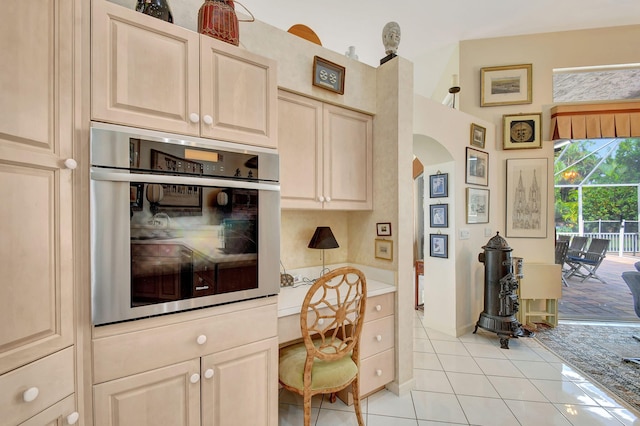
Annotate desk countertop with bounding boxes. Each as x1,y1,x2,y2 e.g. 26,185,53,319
277,278,395,318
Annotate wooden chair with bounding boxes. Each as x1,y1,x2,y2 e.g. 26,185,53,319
621,271,640,365
562,236,589,277
278,267,367,426
555,240,570,287
565,238,610,283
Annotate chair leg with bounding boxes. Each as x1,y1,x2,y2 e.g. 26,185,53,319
623,357,640,366
351,376,364,426
303,393,312,426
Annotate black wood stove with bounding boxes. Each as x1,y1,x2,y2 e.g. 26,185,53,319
474,232,533,348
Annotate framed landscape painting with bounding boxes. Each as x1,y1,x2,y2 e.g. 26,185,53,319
481,64,532,107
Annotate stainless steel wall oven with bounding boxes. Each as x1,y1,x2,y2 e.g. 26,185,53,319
90,123,280,325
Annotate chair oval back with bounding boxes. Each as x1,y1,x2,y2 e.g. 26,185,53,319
300,266,367,362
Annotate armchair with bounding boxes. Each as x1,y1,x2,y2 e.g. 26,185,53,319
564,238,610,283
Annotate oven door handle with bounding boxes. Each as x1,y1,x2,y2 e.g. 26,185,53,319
90,169,280,192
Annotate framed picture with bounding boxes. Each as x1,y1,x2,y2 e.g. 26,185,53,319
375,239,393,260
480,63,532,107
376,222,392,236
503,113,542,150
506,158,548,238
312,56,345,95
465,147,488,186
470,123,486,149
429,173,448,198
429,204,448,228
429,234,448,259
129,138,140,168
466,188,489,224
151,149,203,215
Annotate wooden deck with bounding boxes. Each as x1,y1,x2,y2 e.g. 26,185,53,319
559,254,640,322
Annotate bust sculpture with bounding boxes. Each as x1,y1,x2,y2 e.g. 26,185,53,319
382,21,401,55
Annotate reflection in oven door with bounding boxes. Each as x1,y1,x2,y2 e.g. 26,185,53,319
216,260,258,294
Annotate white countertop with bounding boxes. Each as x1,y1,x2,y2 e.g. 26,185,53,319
277,266,396,318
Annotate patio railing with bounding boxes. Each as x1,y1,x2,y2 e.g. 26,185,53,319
558,232,639,255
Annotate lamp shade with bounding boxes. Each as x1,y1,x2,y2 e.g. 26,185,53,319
308,227,339,250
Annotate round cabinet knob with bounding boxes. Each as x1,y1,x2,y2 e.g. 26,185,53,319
196,334,207,345
64,158,77,169
23,387,39,402
189,112,200,123
190,373,200,384
203,115,213,125
318,196,325,202
375,335,382,342
375,305,382,312
66,412,80,425
204,368,214,379
325,196,331,202
375,369,383,377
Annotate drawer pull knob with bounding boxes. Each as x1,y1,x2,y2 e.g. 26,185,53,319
190,373,200,384
64,158,77,169
204,368,214,379
66,412,80,425
375,369,383,377
318,196,325,202
195,285,210,291
325,196,331,202
203,115,214,125
196,334,207,345
23,387,39,402
375,335,382,342
189,112,200,123
375,305,382,312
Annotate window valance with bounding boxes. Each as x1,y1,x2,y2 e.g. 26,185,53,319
550,102,640,140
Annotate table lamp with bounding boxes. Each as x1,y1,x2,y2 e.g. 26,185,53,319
308,226,339,276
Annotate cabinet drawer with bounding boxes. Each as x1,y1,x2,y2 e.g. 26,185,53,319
19,394,76,426
0,347,75,426
360,316,394,359
93,302,277,383
366,293,394,322
360,349,394,397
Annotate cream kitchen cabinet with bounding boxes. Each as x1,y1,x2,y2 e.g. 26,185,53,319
91,0,277,148
278,90,373,210
0,0,79,423
92,298,279,426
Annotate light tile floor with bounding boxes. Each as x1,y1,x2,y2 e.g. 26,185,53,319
278,310,640,425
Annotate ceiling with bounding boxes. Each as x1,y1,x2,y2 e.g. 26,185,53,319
239,0,640,70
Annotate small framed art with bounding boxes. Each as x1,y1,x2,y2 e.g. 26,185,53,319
466,187,489,224
429,234,448,259
429,173,448,198
465,147,488,186
375,239,393,260
376,222,392,236
312,56,345,95
503,113,542,150
429,204,448,228
480,63,532,107
470,123,486,149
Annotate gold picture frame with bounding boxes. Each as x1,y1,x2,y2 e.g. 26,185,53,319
480,64,532,107
503,113,542,150
374,239,393,261
470,123,486,149
312,56,345,95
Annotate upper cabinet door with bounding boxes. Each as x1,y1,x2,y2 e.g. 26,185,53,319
200,36,278,148
0,0,74,375
278,91,323,208
91,0,200,136
323,104,373,210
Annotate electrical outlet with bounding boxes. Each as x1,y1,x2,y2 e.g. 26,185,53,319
293,274,302,283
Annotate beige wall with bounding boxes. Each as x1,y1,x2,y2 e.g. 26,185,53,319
458,24,640,263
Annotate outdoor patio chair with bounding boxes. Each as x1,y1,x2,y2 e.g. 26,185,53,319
557,235,571,242
555,240,570,287
620,271,640,365
562,236,588,277
565,238,610,283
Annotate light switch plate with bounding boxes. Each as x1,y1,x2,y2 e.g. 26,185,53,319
484,228,492,237
460,228,470,240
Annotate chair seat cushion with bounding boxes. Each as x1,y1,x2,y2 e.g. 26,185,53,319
279,340,358,392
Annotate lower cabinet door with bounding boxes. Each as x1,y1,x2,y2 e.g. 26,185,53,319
93,359,201,426
201,338,278,426
19,395,76,426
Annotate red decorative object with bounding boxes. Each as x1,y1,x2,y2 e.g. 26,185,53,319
198,0,254,46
